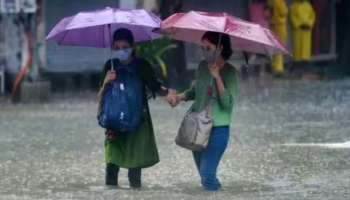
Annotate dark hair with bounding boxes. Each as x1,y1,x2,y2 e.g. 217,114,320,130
202,31,233,60
113,28,135,45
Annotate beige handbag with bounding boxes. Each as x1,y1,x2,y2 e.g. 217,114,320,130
175,80,214,151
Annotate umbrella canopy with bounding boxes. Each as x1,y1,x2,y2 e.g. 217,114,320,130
46,7,161,48
161,11,289,55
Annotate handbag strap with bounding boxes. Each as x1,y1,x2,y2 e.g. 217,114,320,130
208,77,217,101
202,77,216,113
187,78,214,114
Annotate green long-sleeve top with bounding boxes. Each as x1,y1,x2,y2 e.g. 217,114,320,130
184,61,239,127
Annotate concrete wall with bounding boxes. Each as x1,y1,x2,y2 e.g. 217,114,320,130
0,15,23,74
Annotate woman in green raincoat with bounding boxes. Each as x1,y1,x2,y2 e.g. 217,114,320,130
98,28,167,188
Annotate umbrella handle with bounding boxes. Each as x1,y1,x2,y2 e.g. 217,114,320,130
108,24,115,71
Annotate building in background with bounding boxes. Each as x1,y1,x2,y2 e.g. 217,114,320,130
0,0,347,94
44,0,119,74
0,0,38,93
311,0,337,60
335,0,350,76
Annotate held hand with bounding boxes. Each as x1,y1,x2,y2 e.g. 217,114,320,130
166,89,177,107
104,70,116,85
166,89,182,108
172,94,185,108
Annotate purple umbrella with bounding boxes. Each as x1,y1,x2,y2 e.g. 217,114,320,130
46,7,161,48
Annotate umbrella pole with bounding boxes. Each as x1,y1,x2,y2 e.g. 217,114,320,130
213,33,223,59
108,24,114,71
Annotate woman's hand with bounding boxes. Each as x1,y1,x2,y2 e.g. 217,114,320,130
209,61,226,96
98,70,117,101
103,70,117,85
209,64,221,79
209,57,225,79
166,89,178,107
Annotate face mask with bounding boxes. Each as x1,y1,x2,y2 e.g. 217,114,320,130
114,48,132,61
202,48,221,64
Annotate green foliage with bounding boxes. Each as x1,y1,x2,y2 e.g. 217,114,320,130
136,37,177,77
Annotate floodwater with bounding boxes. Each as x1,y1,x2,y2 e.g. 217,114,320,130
0,79,350,200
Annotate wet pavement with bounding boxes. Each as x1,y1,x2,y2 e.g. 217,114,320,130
0,79,350,200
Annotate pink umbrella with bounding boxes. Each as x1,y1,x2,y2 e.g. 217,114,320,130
161,11,289,55
46,7,161,48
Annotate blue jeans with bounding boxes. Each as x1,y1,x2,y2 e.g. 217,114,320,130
192,126,230,191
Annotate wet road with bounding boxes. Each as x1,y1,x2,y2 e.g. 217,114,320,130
1,79,350,200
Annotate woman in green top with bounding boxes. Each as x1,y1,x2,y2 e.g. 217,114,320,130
98,28,167,188
168,31,238,191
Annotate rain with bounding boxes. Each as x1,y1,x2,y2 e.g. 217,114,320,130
1,0,350,199
1,79,350,199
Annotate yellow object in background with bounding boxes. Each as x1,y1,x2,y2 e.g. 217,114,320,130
268,0,288,74
290,0,316,61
